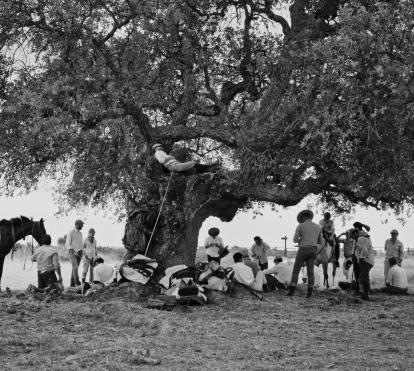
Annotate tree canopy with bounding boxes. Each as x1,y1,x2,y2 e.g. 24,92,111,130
0,0,413,219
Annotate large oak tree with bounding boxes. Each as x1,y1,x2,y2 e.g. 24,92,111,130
1,0,413,270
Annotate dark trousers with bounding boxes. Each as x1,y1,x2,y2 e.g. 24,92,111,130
207,255,220,263
338,281,357,291
359,260,373,297
290,246,317,287
38,270,57,289
70,253,82,287
259,261,268,270
335,243,340,261
266,274,287,290
352,256,360,293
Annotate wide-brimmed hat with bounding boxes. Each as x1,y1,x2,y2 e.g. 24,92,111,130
297,209,314,223
390,229,399,235
208,227,220,237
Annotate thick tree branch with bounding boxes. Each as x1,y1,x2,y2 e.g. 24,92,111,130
120,99,152,143
257,0,291,37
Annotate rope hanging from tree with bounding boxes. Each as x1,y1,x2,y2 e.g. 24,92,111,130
144,171,174,257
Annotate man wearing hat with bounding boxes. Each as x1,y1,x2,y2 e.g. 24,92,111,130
250,236,271,270
66,219,84,287
287,209,323,297
204,227,224,263
384,229,404,282
152,143,219,174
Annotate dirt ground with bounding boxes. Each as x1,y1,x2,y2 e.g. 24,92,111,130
1,285,413,371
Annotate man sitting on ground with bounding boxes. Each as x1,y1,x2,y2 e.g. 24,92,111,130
262,255,291,290
231,252,266,292
380,257,408,295
92,257,116,285
31,234,63,291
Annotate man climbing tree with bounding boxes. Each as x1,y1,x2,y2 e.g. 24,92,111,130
0,0,414,271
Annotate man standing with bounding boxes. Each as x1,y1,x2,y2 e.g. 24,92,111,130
82,228,97,284
288,209,323,298
31,234,62,289
204,227,224,263
66,219,84,287
250,236,270,270
384,229,404,281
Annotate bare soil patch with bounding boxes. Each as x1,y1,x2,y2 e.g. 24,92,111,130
1,286,413,371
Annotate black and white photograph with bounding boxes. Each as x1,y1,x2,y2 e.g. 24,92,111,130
0,1,413,369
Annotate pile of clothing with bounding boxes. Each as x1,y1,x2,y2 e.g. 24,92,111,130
119,254,158,284
155,262,232,306
159,265,207,305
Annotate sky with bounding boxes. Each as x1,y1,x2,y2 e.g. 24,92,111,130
1,184,414,251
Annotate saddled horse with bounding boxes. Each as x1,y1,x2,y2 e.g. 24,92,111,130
0,216,46,290
315,235,338,289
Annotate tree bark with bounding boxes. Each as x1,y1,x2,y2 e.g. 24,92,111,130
122,150,247,273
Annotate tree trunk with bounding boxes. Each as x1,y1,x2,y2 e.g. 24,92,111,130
122,161,247,273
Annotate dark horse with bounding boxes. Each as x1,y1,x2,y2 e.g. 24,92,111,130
0,216,46,290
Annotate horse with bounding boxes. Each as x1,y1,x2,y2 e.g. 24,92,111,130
0,216,46,290
315,235,339,289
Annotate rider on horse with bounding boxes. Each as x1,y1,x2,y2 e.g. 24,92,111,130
319,212,339,267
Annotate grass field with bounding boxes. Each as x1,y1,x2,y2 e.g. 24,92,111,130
1,257,414,370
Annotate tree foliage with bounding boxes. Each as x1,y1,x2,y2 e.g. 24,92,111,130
242,0,414,211
0,0,413,219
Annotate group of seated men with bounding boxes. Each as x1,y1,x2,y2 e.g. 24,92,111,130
340,256,409,295
222,251,293,293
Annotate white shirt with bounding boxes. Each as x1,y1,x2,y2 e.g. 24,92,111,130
231,262,254,286
83,238,97,259
250,242,270,264
93,263,115,284
204,236,224,258
263,263,291,285
154,149,176,165
220,253,235,269
31,245,60,273
66,228,83,252
386,265,408,289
